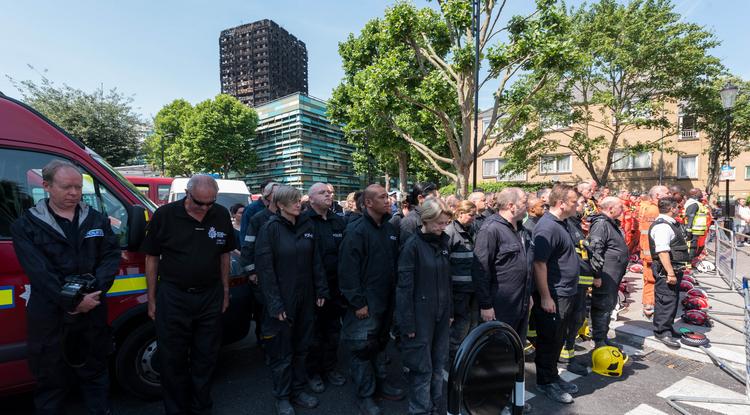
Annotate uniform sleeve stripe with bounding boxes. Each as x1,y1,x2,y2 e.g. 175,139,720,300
451,275,473,282
245,235,256,242
243,264,255,272
450,252,474,259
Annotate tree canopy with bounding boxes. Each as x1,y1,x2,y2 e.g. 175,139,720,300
144,94,258,178
501,0,723,186
7,69,146,167
330,0,577,196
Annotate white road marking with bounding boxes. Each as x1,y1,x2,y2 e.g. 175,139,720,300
624,403,669,415
558,367,582,383
656,376,747,414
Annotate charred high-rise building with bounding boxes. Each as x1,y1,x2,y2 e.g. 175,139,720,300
219,19,308,107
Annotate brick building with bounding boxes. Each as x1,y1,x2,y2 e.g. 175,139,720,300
471,102,750,202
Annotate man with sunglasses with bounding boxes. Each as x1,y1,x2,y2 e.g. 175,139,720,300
142,174,236,415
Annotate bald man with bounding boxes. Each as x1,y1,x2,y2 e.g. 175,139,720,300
587,197,628,349
142,174,235,414
338,184,404,414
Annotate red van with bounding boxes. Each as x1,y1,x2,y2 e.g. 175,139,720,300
126,176,173,206
0,93,251,399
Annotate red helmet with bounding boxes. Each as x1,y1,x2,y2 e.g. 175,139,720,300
682,275,697,285
679,280,694,292
682,310,711,327
686,288,708,299
629,263,643,273
681,296,709,311
680,331,709,347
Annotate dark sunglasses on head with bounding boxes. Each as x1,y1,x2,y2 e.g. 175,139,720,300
189,192,215,207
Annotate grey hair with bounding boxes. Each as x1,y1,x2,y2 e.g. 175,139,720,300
273,185,301,208
186,174,219,193
496,187,523,210
467,192,485,203
576,182,591,193
42,159,80,183
599,196,622,210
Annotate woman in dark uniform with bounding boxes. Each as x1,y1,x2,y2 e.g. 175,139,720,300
256,185,329,415
396,197,453,415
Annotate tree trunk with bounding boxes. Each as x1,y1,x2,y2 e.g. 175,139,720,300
456,163,470,198
384,172,391,192
398,151,408,194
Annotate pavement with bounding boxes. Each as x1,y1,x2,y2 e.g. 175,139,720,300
3,245,749,414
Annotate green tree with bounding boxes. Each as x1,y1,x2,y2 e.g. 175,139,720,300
329,0,575,196
7,70,146,166
502,0,723,186
682,76,750,194
182,94,258,178
143,99,194,176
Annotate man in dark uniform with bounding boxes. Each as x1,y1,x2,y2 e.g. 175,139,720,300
240,182,279,345
475,188,530,339
649,197,689,348
303,183,348,392
560,195,595,369
339,184,404,415
11,159,121,414
468,191,491,232
240,179,274,239
587,197,629,349
395,182,437,245
142,175,236,415
531,184,580,404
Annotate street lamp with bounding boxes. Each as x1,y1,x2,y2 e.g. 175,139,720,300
719,82,739,229
471,0,480,191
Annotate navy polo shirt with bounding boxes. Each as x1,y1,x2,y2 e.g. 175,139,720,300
532,211,579,297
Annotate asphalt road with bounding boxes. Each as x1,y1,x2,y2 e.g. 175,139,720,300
3,328,747,415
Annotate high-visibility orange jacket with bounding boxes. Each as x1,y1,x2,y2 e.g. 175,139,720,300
637,200,659,261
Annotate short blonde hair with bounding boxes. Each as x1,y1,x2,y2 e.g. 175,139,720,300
273,185,301,208
421,197,452,223
453,200,476,219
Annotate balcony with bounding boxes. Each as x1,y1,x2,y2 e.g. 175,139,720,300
680,129,698,140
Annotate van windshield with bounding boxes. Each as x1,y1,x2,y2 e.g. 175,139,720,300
90,152,157,211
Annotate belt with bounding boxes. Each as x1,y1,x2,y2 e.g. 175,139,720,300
163,280,218,293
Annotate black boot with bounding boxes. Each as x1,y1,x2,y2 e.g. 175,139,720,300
376,378,404,401
275,399,295,415
356,397,383,415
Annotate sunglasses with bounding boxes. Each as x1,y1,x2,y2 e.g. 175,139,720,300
188,192,216,207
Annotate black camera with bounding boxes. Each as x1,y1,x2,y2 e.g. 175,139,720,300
60,274,97,311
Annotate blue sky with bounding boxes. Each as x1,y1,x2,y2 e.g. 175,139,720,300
1,0,747,119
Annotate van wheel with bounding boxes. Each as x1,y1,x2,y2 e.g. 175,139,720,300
115,322,161,400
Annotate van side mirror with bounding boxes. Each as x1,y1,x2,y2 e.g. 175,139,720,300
127,205,147,251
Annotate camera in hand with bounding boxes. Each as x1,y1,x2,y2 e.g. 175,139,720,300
60,274,97,311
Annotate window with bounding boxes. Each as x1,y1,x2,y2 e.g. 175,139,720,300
679,115,698,140
677,155,699,179
744,166,750,180
0,148,129,246
539,154,572,174
157,184,171,203
612,150,651,170
482,159,527,182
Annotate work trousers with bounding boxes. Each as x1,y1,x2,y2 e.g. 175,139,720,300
449,291,477,361
642,259,655,308
532,293,577,385
653,272,683,335
306,295,345,377
156,281,223,415
344,311,390,399
400,308,451,415
263,287,315,399
591,278,620,343
564,284,589,350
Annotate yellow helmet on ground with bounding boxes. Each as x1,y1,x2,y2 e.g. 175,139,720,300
592,346,628,377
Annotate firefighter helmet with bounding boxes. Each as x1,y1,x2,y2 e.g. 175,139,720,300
696,261,715,273
592,346,628,377
681,310,711,327
679,280,694,292
681,296,709,311
686,288,708,299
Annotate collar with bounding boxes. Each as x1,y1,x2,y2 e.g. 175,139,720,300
362,208,391,227
656,214,676,224
543,211,565,224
